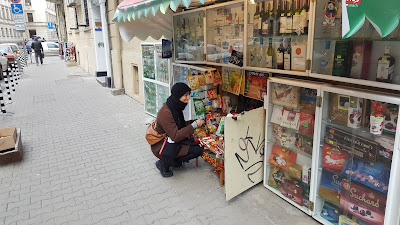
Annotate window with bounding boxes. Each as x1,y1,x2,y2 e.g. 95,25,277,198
47,43,58,48
1,28,3,37
75,8,79,28
27,13,33,22
29,29,36,38
82,0,89,26
25,0,31,5
2,7,5,20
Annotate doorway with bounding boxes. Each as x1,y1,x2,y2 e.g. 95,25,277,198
28,30,36,38
132,64,139,94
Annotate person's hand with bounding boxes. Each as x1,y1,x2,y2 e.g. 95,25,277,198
196,119,205,127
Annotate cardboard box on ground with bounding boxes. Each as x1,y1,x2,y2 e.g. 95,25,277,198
0,128,23,165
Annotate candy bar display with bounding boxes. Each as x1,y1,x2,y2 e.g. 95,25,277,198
206,3,244,64
141,44,171,116
265,78,319,214
315,86,399,225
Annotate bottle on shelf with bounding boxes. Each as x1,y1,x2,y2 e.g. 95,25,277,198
258,38,266,67
286,0,294,34
300,0,309,34
320,40,334,75
332,40,352,77
376,46,395,83
284,38,291,70
266,38,274,68
261,2,269,36
276,38,285,69
253,3,262,37
249,38,258,67
268,2,275,36
279,0,286,35
292,0,301,34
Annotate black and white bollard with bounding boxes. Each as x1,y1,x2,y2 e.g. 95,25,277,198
0,86,6,113
8,67,15,93
11,63,18,86
3,71,12,102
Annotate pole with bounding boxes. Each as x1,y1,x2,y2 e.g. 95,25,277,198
99,0,113,88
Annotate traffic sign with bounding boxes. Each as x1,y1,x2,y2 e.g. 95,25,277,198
48,22,53,30
10,0,21,3
11,4,23,14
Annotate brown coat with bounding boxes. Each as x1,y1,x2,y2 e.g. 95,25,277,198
150,104,194,159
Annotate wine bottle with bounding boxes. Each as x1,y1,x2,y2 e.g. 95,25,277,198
377,46,395,83
286,0,294,34
292,0,301,34
266,38,274,68
276,38,285,69
261,2,269,36
253,3,261,37
268,2,275,36
284,38,291,70
249,38,258,67
300,0,309,34
258,38,266,67
279,0,286,35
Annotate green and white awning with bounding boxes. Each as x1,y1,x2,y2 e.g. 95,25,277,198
113,0,205,22
343,0,400,38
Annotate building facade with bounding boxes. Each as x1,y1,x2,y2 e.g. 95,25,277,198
0,0,24,44
24,0,58,41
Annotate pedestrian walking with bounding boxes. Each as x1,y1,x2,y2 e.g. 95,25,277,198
150,83,205,177
31,37,44,66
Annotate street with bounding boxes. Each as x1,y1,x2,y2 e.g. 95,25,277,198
0,56,320,225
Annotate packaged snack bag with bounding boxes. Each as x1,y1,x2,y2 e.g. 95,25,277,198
269,145,297,171
213,70,222,85
323,144,348,172
198,73,206,86
205,71,214,85
299,111,315,136
207,88,218,100
204,101,213,112
194,99,206,115
188,74,200,90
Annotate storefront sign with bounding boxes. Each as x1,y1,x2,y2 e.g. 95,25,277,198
342,0,400,38
225,107,265,201
229,50,243,67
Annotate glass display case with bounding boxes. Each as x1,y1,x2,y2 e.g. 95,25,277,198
173,10,205,62
311,0,400,90
264,77,321,215
247,0,310,72
206,2,244,64
313,86,400,225
141,43,171,116
172,63,217,120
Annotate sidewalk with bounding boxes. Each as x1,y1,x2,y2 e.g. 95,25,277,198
0,57,320,225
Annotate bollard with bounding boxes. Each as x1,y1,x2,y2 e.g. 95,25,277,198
3,71,12,102
11,63,18,86
8,67,15,93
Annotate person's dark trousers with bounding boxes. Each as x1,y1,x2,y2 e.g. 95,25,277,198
34,51,43,65
176,145,203,163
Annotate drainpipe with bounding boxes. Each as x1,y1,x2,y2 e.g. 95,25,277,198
99,0,113,87
111,0,123,89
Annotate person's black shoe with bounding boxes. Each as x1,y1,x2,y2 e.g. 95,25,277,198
156,160,173,177
172,160,182,168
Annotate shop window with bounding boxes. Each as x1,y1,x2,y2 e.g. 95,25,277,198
132,64,139,94
27,13,33,22
25,0,31,6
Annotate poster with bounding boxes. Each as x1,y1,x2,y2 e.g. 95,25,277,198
222,67,244,95
225,107,266,200
244,71,268,101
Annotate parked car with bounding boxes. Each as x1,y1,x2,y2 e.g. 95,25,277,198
0,53,9,80
42,42,59,56
0,45,17,63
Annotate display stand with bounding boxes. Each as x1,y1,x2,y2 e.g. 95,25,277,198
141,43,172,116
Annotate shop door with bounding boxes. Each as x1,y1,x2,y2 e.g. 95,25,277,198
225,107,266,201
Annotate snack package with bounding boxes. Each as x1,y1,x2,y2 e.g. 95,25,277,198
280,179,303,206
294,133,313,155
300,88,317,113
204,100,213,113
198,73,206,86
188,74,200,90
212,95,222,109
321,201,343,225
319,169,342,205
288,164,302,181
205,71,214,85
271,105,284,124
340,157,390,194
213,70,222,85
374,136,394,163
272,124,296,148
299,111,315,136
281,110,301,130
194,99,206,115
323,144,348,172
268,166,290,190
370,101,388,135
347,97,363,129
271,83,300,108
216,117,224,135
269,145,297,171
207,88,218,100
190,89,206,99
329,94,350,127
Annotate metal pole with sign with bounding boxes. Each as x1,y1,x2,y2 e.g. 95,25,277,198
11,3,25,31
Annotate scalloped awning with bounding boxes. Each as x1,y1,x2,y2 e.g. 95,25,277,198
113,0,205,22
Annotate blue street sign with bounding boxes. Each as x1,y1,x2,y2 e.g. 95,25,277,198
48,22,53,30
11,4,23,14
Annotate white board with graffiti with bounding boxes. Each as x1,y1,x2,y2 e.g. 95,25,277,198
225,107,266,201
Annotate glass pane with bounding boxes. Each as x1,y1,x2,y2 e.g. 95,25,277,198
206,3,244,64
173,11,204,61
247,0,309,70
266,82,317,211
157,84,169,111
142,45,155,79
155,45,169,83
316,91,396,225
312,0,400,85
173,65,189,85
144,81,157,115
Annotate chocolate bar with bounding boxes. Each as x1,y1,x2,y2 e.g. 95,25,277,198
319,169,342,205
340,179,387,225
281,179,303,206
325,125,379,162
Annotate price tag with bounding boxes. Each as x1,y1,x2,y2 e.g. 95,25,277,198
329,140,334,145
355,52,361,56
337,55,342,59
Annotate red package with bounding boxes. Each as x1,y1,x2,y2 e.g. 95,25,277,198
281,179,303,206
323,145,348,172
207,88,218,100
299,111,315,136
269,145,297,171
213,71,222,84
